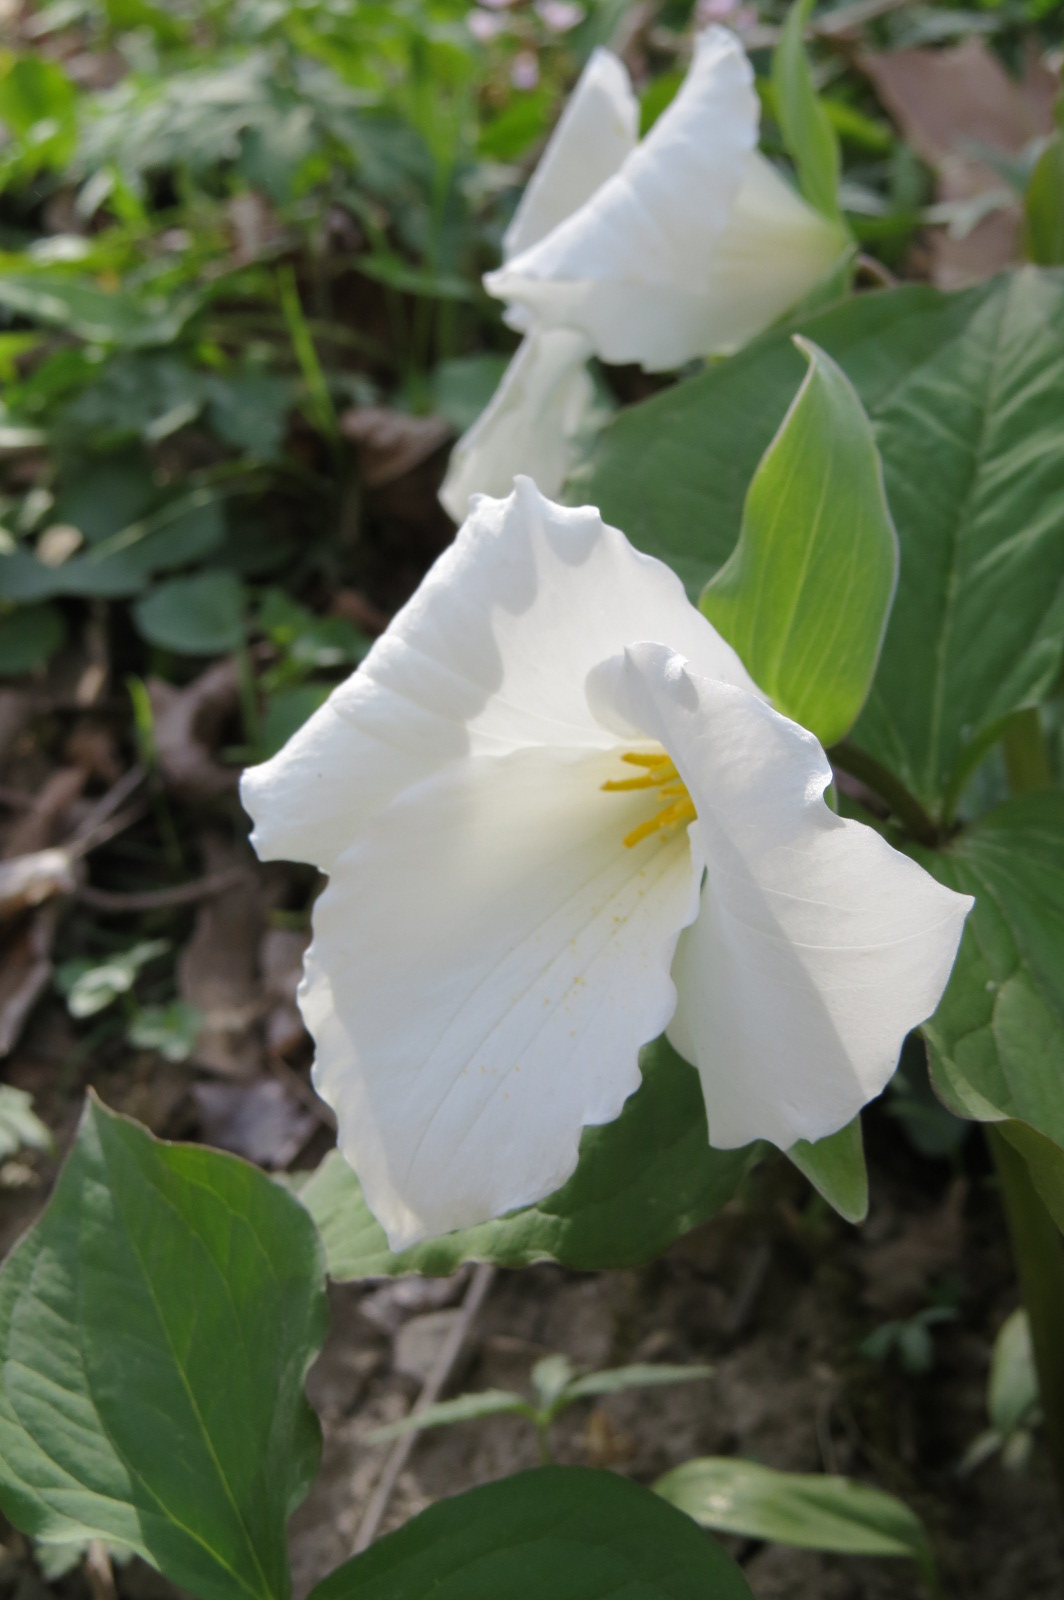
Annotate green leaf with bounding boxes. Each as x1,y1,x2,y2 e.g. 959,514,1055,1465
0,273,199,348
772,0,842,221
988,1308,1039,1436
572,270,1064,814
787,1116,868,1224
56,938,169,1019
127,1000,202,1063
0,603,65,675
0,54,76,137
300,1037,760,1278
311,1467,754,1600
999,1120,1064,1233
0,1096,328,1600
655,1458,933,1570
366,1389,528,1444
918,793,1064,1158
133,570,247,654
1026,133,1064,266
564,1363,713,1402
701,338,896,747
0,1086,52,1161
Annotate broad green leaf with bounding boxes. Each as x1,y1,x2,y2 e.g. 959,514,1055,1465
311,1467,754,1600
999,1120,1064,1233
787,1116,868,1224
918,793,1064,1158
300,1038,760,1278
366,1389,528,1444
0,1086,52,1161
133,570,247,654
1026,133,1064,266
655,1458,933,1571
0,1097,328,1600
0,603,65,675
0,273,199,348
701,339,896,747
572,271,1064,814
772,0,841,221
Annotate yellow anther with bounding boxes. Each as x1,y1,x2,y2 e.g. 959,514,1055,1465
603,748,696,849
621,751,674,768
601,773,665,791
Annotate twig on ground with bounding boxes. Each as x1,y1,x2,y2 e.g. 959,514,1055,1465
82,1542,116,1600
353,1262,496,1554
76,866,247,914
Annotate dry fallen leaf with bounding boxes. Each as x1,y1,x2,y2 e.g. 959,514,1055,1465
0,902,62,1058
260,926,310,1057
193,1076,317,1168
177,837,264,1078
147,658,242,801
341,407,452,488
862,40,1058,285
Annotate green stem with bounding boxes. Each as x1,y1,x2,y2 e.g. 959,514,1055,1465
830,740,939,847
987,1125,1064,1506
1002,706,1052,795
535,1417,554,1467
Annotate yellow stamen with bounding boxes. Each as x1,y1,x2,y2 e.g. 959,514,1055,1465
602,747,697,849
602,773,666,791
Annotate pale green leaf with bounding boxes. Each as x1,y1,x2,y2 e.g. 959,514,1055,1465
701,338,896,747
787,1116,868,1224
988,1309,1039,1436
564,1363,713,1402
655,1457,933,1569
0,1087,52,1161
772,0,841,221
366,1390,528,1445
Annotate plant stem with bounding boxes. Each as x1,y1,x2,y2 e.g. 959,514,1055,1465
987,1125,1064,1506
829,740,939,846
535,1417,554,1467
1002,706,1052,795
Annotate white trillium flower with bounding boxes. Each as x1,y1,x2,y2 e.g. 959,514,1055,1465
242,481,971,1251
439,27,850,521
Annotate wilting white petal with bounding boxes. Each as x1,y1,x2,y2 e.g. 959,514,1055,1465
439,329,597,523
242,481,754,871
695,154,851,353
590,642,973,1150
503,47,638,263
302,745,700,1247
486,27,759,370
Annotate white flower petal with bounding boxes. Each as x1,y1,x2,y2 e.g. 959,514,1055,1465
591,642,973,1150
503,48,638,263
242,481,754,870
302,745,700,1247
485,27,760,370
683,154,851,355
438,329,597,523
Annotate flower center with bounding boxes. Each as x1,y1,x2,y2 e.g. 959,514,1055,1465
601,749,697,848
